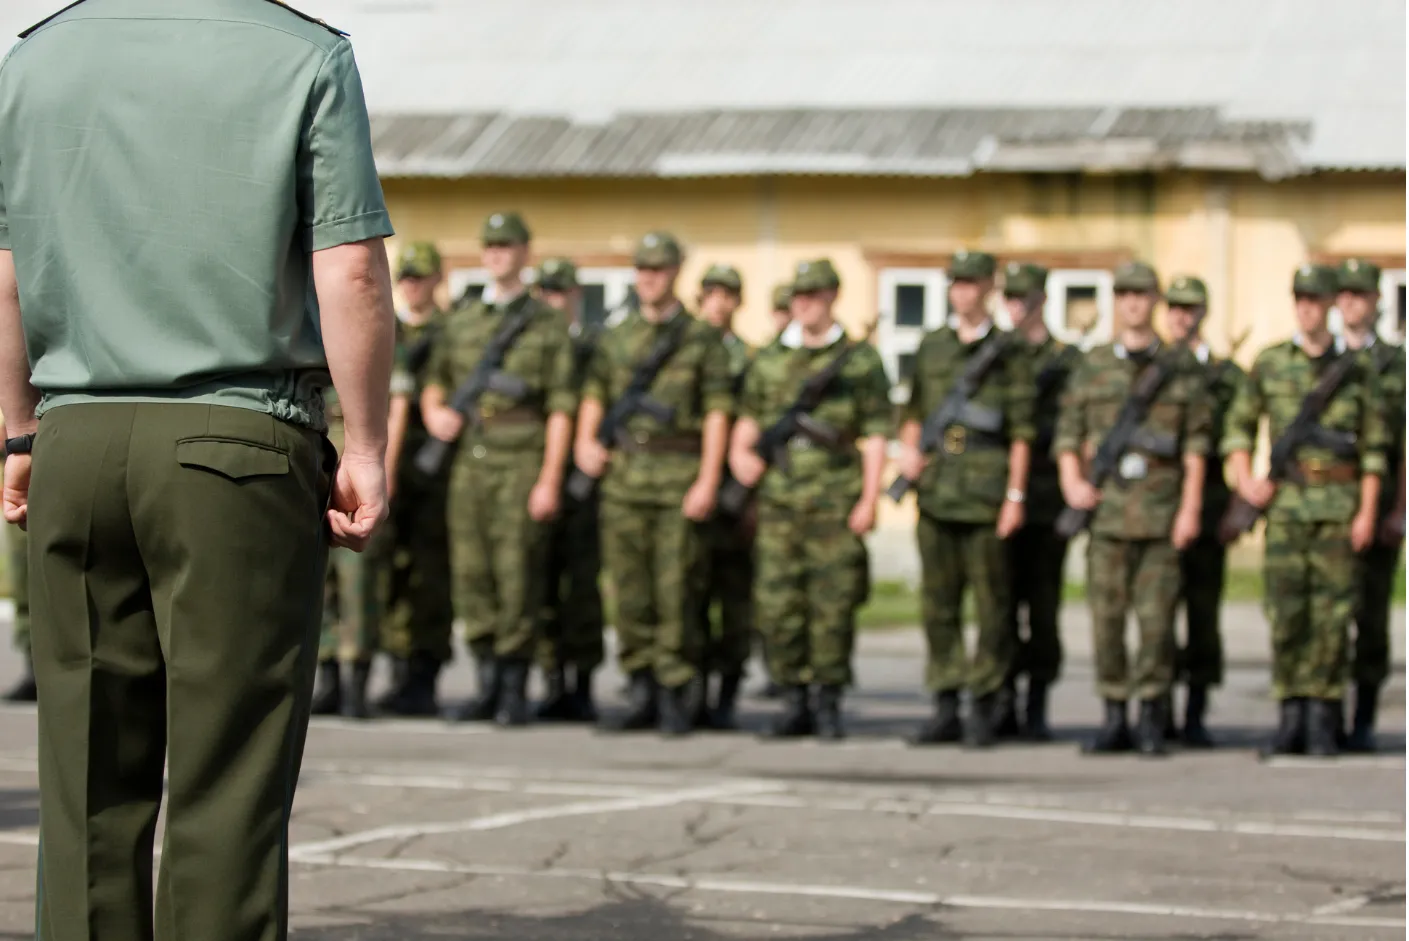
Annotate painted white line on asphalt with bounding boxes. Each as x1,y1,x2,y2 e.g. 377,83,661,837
321,772,653,798
288,779,785,860
0,832,38,847
0,757,37,772
1312,895,1371,916
296,854,1407,930
1263,756,1405,770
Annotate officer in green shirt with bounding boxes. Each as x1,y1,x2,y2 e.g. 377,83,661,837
1,523,32,702
899,251,1035,748
1223,264,1387,757
0,3,395,938
1333,258,1403,752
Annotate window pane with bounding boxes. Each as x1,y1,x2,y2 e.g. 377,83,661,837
580,284,608,327
1397,284,1406,334
1062,284,1100,334
895,284,926,327
898,352,917,385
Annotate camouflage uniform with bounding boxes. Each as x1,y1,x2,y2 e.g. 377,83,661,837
1054,263,1212,729
1223,264,1388,754
1,523,33,702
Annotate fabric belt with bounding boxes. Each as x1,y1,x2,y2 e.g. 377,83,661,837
1296,460,1359,485
478,405,543,426
618,430,702,454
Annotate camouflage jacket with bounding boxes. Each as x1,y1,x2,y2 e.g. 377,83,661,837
722,332,753,392
1054,341,1212,540
391,308,447,447
1023,335,1081,525
583,306,733,505
425,292,577,457
1193,346,1246,530
1364,337,1406,515
739,327,891,515
1222,338,1387,523
905,324,1036,523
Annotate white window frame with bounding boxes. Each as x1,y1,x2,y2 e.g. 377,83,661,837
1380,268,1407,342
1045,269,1114,347
876,268,949,403
447,266,492,306
576,266,637,324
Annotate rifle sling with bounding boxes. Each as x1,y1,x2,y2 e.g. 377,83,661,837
452,305,538,412
1087,352,1180,485
1266,351,1359,482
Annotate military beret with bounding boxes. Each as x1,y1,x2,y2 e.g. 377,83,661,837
395,241,442,280
536,256,578,291
1113,260,1161,294
949,249,996,280
482,211,531,245
1337,257,1381,293
792,258,841,294
700,263,743,293
1001,261,1048,296
633,231,684,268
1292,263,1339,298
771,281,794,310
1165,275,1209,307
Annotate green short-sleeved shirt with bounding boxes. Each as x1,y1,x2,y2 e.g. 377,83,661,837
0,0,394,430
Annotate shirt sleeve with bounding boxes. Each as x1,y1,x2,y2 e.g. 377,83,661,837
858,346,894,439
1179,363,1213,456
581,336,610,406
1358,354,1389,478
699,329,734,418
424,320,453,393
1052,356,1089,457
297,41,394,251
1220,353,1265,456
903,333,931,424
1003,343,1036,443
738,353,765,422
543,317,579,417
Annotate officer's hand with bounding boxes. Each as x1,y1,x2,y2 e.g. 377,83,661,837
730,450,766,487
2,453,29,529
528,479,560,523
848,498,877,536
1061,478,1101,512
1379,512,1405,548
682,478,716,522
1171,506,1200,551
575,439,610,478
1239,477,1277,510
996,499,1024,539
1350,507,1377,553
897,444,927,482
328,456,389,551
424,406,464,443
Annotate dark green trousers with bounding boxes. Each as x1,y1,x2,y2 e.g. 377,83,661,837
318,539,388,663
697,513,754,677
7,523,27,654
536,485,605,673
1178,534,1226,687
1354,541,1401,689
918,515,1014,697
1264,519,1354,700
1005,522,1067,685
29,403,330,941
1087,535,1179,702
379,450,454,662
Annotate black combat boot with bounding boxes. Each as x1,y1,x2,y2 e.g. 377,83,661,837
2,656,36,704
1181,684,1214,748
1344,683,1379,754
374,656,409,711
567,665,598,723
1023,678,1052,742
1160,691,1179,740
446,659,502,722
1305,699,1340,757
992,678,1021,739
908,691,962,745
764,685,815,738
1082,700,1132,754
310,660,341,716
658,682,695,737
602,671,658,731
964,693,998,749
494,660,531,727
815,686,845,741
1259,698,1306,758
535,666,573,721
710,673,743,731
690,674,714,728
340,659,371,720
387,652,441,717
1134,698,1169,757
759,679,783,699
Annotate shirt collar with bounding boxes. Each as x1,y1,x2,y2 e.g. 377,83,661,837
1293,332,1347,355
780,320,844,350
947,315,993,342
1192,342,1210,364
1113,336,1162,360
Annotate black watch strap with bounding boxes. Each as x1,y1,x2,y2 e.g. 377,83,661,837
4,435,34,456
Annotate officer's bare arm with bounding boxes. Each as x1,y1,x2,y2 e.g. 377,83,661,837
314,239,395,463
0,252,37,438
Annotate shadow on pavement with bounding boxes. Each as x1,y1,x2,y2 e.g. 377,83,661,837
0,788,38,831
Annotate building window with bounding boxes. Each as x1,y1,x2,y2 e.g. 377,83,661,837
1382,268,1407,342
1045,269,1114,346
577,267,636,327
876,268,949,402
447,267,490,308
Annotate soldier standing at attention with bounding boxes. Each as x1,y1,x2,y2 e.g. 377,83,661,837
0,1,395,936
534,258,606,722
731,259,891,740
1054,262,1210,756
1335,258,1405,752
424,213,576,727
576,232,733,736
1,523,32,702
695,263,754,728
997,262,1079,740
899,251,1035,748
1224,264,1386,757
1162,275,1242,747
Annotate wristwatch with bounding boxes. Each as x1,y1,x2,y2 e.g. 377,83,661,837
4,435,34,456
1005,488,1026,504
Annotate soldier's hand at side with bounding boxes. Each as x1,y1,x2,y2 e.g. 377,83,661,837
897,444,927,482
1239,477,1276,510
424,406,463,443
682,478,716,522
1350,507,1377,553
1379,512,1405,548
528,479,560,523
575,439,610,479
1061,478,1101,512
1171,506,1200,551
848,499,877,536
328,456,389,551
2,453,30,529
996,498,1024,540
730,450,766,488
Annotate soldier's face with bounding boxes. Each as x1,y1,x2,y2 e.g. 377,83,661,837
698,287,741,329
634,266,678,306
1336,290,1379,331
1165,304,1205,343
398,274,441,310
1003,292,1044,327
1115,290,1157,330
771,307,792,336
1294,294,1333,335
483,242,528,280
948,278,990,317
791,289,835,330
539,288,579,314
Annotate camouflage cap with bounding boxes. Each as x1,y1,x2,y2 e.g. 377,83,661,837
1113,260,1161,293
1001,261,1048,296
948,249,996,280
792,258,841,294
536,256,578,291
1337,257,1382,293
633,231,683,268
1165,274,1209,307
1292,263,1339,297
700,263,743,294
481,211,531,245
771,281,794,311
395,241,442,280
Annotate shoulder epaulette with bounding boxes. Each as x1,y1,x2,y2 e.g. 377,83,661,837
259,0,348,37
19,0,91,38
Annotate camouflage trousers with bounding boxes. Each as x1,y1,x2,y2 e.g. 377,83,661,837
448,450,550,662
755,502,869,688
1087,536,1180,702
1177,534,1226,687
1264,519,1355,700
6,524,27,655
1005,522,1067,685
536,486,605,673
381,455,455,662
697,513,754,677
599,499,705,690
917,515,1013,697
318,537,388,663
1353,541,1401,690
